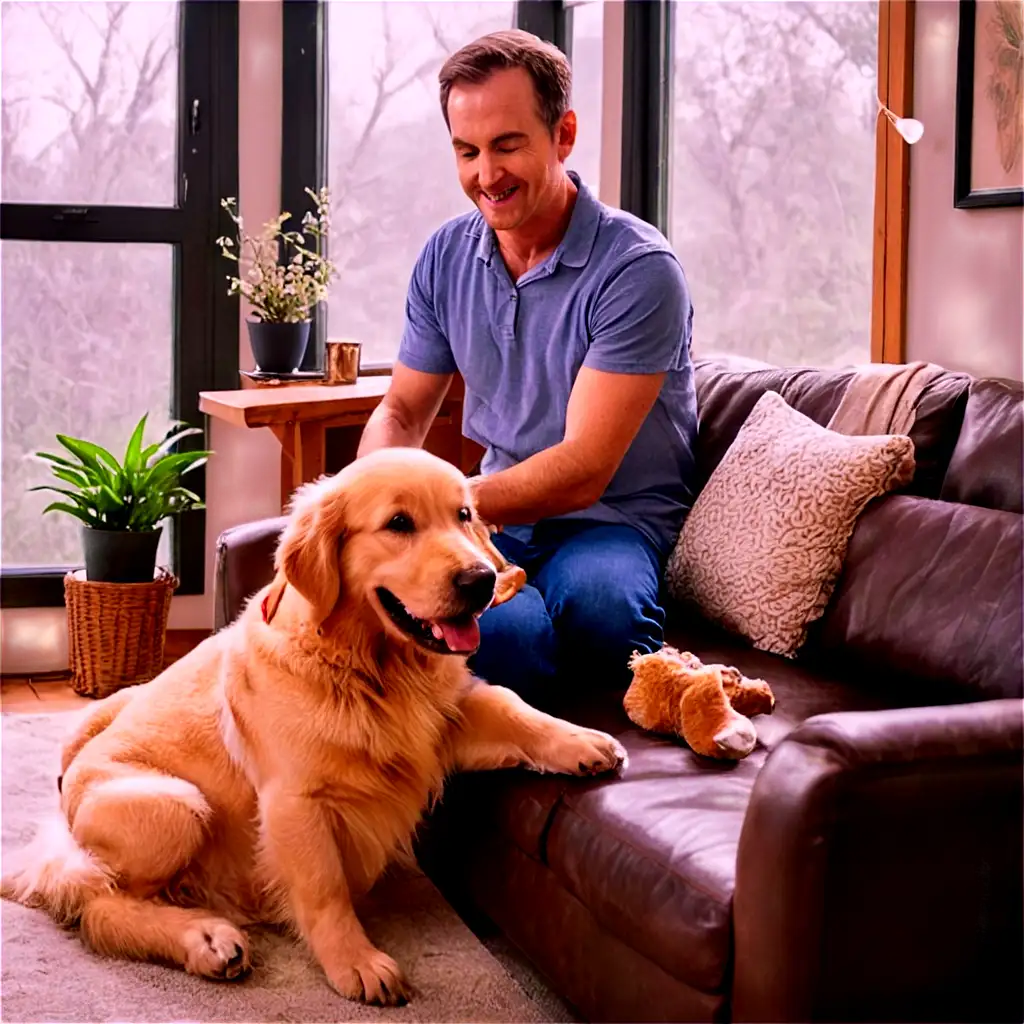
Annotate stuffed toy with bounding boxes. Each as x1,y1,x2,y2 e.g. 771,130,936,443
624,646,775,760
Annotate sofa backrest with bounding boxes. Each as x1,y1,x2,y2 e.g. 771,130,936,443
692,355,971,498
939,377,1023,514
691,355,1023,703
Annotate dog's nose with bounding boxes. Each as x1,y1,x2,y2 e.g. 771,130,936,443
453,564,497,611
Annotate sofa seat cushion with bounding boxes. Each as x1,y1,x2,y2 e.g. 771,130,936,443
537,623,914,996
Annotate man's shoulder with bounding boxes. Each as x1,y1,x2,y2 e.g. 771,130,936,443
592,201,679,267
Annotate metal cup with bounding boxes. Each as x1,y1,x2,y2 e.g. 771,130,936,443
325,339,361,385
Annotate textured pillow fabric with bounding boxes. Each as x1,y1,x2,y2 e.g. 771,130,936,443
666,389,915,658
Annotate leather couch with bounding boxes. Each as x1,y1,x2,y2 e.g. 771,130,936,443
213,356,1023,1023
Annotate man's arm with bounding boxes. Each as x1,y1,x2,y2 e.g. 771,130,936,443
357,362,453,457
470,367,666,525
471,250,692,527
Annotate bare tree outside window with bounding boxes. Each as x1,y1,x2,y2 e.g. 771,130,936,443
668,1,879,368
325,1,516,366
1,2,178,569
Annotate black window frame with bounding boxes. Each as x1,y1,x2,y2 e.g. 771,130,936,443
0,0,239,609
281,0,329,372
620,0,673,234
517,0,673,234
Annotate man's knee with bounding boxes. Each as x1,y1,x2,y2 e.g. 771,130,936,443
469,585,558,703
551,584,665,678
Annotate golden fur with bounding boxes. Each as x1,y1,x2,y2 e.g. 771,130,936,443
2,448,626,1005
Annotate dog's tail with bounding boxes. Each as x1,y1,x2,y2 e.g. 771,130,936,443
1,815,113,926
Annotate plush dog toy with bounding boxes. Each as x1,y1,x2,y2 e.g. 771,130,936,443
624,646,775,760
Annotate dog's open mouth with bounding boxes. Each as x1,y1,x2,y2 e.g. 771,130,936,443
375,588,482,655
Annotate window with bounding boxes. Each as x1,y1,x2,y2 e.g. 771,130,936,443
667,1,879,367
566,0,603,195
0,0,238,605
323,1,517,368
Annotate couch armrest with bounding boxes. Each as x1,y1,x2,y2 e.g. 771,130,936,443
213,516,288,631
732,699,1023,1024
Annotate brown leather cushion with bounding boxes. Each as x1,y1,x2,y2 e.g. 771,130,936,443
536,626,924,996
435,770,571,861
693,356,970,500
940,377,1023,514
213,516,287,630
813,495,1024,701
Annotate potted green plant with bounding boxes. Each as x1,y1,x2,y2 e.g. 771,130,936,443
31,413,212,584
217,187,337,375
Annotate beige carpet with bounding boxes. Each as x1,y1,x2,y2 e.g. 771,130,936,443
1,711,556,1023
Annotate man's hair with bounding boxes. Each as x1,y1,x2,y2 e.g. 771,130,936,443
438,29,572,135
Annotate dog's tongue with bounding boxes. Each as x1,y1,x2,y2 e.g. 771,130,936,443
438,617,480,652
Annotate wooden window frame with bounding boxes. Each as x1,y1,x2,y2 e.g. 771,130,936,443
871,0,915,364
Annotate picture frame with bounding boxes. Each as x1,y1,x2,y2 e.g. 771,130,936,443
954,0,1024,209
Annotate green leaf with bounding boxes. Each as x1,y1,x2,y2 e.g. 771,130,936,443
56,435,121,481
30,484,89,502
35,450,88,470
123,413,148,475
50,466,92,489
41,502,98,526
100,483,125,508
31,457,94,490
142,451,210,491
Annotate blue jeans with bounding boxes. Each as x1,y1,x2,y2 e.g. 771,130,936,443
467,521,667,709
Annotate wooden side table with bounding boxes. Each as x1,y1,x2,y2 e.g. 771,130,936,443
199,376,479,509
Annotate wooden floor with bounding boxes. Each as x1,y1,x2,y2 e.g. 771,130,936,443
1,630,210,713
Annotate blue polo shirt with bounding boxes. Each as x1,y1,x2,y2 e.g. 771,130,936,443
397,171,698,558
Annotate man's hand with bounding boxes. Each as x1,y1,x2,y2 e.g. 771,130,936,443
468,366,666,527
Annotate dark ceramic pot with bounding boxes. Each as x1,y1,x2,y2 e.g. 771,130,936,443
82,526,161,583
247,319,311,374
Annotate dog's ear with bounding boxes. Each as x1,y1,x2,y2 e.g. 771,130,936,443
275,481,347,630
469,518,526,607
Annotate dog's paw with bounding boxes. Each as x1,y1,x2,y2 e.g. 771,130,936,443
327,947,410,1006
713,717,757,759
540,726,628,777
183,919,250,981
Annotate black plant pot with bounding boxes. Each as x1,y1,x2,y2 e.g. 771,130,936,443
82,526,161,583
247,319,311,374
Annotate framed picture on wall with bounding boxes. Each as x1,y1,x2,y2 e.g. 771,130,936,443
954,0,1024,209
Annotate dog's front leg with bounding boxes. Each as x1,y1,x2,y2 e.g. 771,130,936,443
451,681,627,776
259,782,408,1005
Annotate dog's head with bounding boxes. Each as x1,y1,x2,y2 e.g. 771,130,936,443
269,448,526,656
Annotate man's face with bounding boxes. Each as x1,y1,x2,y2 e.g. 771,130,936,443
446,66,576,233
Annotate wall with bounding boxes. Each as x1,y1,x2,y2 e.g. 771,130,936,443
905,0,1023,381
0,0,284,672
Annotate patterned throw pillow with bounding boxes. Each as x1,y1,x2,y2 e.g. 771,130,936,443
665,390,915,658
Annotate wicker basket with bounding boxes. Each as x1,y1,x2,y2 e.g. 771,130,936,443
64,567,179,698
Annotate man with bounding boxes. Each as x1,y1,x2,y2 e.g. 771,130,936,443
358,29,698,708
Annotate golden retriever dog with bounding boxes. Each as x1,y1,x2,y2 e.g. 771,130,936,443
2,447,626,1005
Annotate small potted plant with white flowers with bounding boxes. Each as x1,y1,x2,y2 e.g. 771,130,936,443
216,187,337,375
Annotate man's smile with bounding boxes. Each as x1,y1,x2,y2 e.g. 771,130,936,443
481,184,519,206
